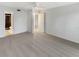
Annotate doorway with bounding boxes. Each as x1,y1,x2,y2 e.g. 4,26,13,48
5,13,13,36
33,10,45,33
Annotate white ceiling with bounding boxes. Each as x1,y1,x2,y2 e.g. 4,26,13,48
0,2,78,10
36,2,78,9
0,2,36,10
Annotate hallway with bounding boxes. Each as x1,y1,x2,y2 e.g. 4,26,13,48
0,32,79,57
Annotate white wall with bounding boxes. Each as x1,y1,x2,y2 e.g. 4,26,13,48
0,7,29,37
45,3,79,43
27,10,33,32
0,9,5,37
13,10,28,34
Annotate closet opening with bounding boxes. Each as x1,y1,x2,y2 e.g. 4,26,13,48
5,13,13,36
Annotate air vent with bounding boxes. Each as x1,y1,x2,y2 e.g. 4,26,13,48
17,9,21,11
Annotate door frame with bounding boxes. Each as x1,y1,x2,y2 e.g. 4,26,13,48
4,12,14,36
32,10,45,33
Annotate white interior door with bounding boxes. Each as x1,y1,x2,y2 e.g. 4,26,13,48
38,13,44,32
32,7,45,33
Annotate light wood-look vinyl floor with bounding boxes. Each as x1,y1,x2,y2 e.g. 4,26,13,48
0,32,79,57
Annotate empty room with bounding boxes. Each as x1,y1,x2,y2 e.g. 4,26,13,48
0,2,79,57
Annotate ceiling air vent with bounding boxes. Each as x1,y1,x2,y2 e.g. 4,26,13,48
17,9,21,11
